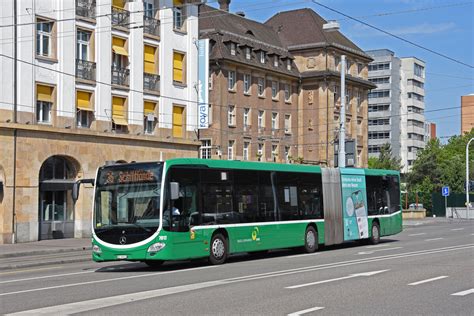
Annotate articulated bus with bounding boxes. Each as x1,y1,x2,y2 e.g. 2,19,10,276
87,158,402,266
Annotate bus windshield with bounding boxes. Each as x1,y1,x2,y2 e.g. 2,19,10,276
93,163,163,245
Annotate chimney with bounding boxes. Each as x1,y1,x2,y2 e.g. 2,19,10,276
218,0,230,12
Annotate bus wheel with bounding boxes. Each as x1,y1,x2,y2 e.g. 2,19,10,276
144,260,164,268
209,233,228,265
369,222,380,245
304,226,318,253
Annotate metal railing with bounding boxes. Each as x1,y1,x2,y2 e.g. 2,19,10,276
76,59,96,81
143,16,160,37
143,73,160,92
111,66,130,86
76,0,96,19
111,6,129,27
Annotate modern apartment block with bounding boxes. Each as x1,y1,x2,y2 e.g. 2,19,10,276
366,50,426,173
461,94,474,134
199,1,375,166
0,0,200,243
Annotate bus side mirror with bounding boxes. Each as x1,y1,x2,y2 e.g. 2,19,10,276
170,182,180,200
72,182,80,202
72,178,95,203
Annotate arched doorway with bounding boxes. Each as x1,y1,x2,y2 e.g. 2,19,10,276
38,156,79,240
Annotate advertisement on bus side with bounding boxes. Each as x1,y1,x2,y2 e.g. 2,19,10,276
341,170,369,241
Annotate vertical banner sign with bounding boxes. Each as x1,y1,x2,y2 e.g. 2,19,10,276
341,169,369,241
197,39,209,129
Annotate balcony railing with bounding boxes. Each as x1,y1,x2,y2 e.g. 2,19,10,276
112,66,130,86
143,16,160,37
76,0,96,19
76,59,96,81
143,73,160,92
111,6,130,27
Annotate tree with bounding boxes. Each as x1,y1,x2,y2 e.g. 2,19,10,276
368,144,402,171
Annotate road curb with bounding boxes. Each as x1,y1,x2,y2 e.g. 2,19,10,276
0,247,91,259
0,256,92,271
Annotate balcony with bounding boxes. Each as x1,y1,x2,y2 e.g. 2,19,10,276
76,0,96,19
112,66,130,86
143,73,160,93
143,16,160,37
111,6,130,28
76,59,96,81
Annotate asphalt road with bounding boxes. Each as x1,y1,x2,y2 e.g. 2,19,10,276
1,220,473,315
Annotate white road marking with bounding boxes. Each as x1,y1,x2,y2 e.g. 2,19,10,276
288,306,325,315
0,265,217,297
6,280,224,315
286,270,389,289
425,238,444,241
451,288,474,296
4,244,473,314
357,247,403,255
408,276,448,286
451,228,464,231
366,243,391,248
408,233,427,236
0,270,94,285
286,253,320,259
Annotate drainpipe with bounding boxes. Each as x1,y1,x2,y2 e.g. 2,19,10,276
12,0,18,243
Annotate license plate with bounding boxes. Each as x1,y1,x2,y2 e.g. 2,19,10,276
117,255,128,260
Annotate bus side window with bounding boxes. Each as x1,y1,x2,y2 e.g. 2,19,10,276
168,167,199,232
298,173,324,220
276,172,300,221
233,170,259,223
258,171,276,222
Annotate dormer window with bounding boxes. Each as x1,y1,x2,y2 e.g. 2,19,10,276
274,56,278,67
260,51,265,64
230,42,236,56
246,47,251,60
286,59,291,71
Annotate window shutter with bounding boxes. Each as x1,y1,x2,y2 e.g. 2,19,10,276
76,91,93,111
173,52,184,83
172,106,184,137
37,85,53,102
112,96,127,125
144,45,157,74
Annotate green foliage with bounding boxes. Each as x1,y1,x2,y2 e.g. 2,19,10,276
368,144,402,171
406,129,474,210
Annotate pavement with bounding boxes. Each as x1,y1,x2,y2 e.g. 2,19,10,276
0,217,469,271
0,237,91,271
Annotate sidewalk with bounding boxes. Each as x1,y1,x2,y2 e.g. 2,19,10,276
0,238,92,271
403,216,471,227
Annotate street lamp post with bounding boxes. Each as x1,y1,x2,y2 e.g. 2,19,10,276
466,137,474,219
338,55,346,168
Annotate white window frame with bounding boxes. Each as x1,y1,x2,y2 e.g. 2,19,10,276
260,51,265,64
228,70,236,90
243,108,250,128
76,29,90,61
144,1,154,18
228,105,236,126
36,20,52,57
284,146,290,163
228,140,235,160
243,74,251,94
271,81,278,99
284,114,291,134
230,42,236,56
258,110,265,130
274,56,279,67
257,78,265,96
257,143,264,161
173,6,183,30
144,114,156,134
245,47,251,60
271,144,278,162
36,100,52,123
287,59,291,71
200,139,212,159
77,109,92,128
243,142,249,161
284,84,290,101
271,112,278,130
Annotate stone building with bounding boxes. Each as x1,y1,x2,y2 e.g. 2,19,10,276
0,0,200,243
199,2,374,166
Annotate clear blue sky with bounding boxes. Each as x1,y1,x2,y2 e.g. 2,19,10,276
209,0,474,138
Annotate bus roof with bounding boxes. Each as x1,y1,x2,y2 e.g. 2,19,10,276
164,158,400,176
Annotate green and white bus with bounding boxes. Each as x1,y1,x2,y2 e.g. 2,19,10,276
88,158,402,266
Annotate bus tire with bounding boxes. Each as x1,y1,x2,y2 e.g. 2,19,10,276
369,222,380,245
209,233,228,265
304,226,318,253
144,260,164,268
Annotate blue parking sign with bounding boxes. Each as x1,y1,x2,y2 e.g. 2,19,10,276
442,186,449,197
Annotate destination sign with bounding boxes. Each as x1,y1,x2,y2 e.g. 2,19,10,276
99,168,158,186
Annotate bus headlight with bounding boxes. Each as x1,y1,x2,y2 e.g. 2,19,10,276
92,245,102,254
148,242,166,253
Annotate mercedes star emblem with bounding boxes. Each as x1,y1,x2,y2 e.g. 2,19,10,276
119,236,127,245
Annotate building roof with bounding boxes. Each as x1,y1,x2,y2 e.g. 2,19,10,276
199,5,300,77
265,8,371,60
